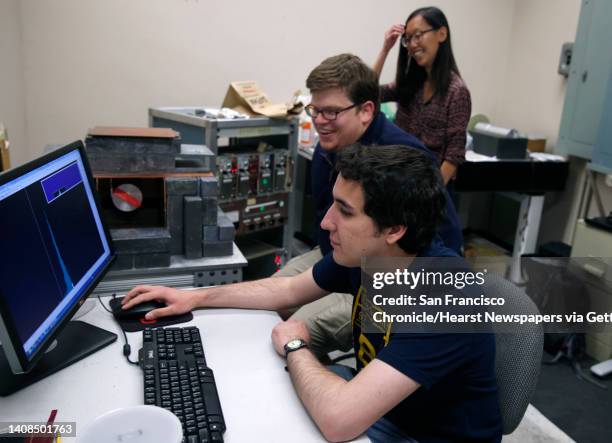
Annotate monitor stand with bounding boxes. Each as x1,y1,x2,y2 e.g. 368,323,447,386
0,321,117,396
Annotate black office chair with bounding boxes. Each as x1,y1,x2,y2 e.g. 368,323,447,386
484,273,544,434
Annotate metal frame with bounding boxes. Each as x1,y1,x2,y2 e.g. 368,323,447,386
148,107,300,261
93,244,247,296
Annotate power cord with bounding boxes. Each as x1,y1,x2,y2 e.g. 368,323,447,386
97,294,140,366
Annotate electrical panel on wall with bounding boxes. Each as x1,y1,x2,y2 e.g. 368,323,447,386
557,0,612,160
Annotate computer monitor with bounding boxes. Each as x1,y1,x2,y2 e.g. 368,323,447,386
0,141,117,395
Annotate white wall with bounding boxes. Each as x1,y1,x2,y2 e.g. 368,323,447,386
496,0,581,149
4,0,588,246
0,0,26,167
495,0,583,246
16,0,516,160
367,0,516,122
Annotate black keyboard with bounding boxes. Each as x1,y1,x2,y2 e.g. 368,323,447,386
139,326,226,443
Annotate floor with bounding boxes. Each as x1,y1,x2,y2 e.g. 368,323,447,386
530,352,612,443
502,405,574,442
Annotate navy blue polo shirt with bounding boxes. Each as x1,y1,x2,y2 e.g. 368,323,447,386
312,241,503,443
311,112,463,255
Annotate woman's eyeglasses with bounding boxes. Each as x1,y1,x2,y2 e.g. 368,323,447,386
400,28,435,48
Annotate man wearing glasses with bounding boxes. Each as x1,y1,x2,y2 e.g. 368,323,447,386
278,53,463,361
124,144,501,442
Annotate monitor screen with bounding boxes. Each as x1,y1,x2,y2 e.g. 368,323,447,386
0,141,115,378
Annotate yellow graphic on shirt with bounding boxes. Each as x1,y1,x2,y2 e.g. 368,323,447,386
358,333,377,365
352,285,393,367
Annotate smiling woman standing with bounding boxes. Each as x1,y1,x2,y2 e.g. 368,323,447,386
373,6,471,185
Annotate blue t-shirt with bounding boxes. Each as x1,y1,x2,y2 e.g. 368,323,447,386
311,112,463,256
311,241,502,443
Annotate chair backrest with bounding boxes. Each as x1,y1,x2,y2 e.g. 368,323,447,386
484,273,544,434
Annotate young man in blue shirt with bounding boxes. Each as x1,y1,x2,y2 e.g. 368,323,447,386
277,53,463,360
123,144,501,442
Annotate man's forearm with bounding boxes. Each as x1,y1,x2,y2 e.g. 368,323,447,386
191,276,295,311
190,270,325,312
286,349,350,441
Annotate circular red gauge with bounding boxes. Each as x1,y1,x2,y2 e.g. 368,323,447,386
111,183,143,212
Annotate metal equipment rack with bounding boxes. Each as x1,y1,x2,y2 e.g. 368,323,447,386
149,107,300,279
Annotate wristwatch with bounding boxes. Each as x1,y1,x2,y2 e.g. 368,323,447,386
283,338,308,358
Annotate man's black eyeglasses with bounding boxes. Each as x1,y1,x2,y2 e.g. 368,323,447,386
304,103,361,121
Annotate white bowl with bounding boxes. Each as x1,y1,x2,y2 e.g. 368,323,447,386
78,405,182,443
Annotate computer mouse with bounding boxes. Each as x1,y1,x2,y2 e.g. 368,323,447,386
111,297,166,320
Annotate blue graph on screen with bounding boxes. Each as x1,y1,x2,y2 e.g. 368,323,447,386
45,212,74,294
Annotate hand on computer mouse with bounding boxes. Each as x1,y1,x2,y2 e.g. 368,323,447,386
111,298,166,320
122,285,198,320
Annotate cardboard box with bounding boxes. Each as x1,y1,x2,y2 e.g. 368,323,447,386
527,136,547,152
222,81,303,118
0,123,10,171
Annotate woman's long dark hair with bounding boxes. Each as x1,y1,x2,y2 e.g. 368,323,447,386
395,6,459,107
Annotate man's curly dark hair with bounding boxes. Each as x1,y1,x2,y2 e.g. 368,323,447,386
335,144,446,253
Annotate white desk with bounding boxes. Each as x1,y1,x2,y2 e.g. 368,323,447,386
0,300,368,442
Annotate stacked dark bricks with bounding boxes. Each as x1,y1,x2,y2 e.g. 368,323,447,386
111,228,172,269
85,128,235,271
85,132,180,173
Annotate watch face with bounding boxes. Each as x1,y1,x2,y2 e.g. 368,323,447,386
287,339,303,350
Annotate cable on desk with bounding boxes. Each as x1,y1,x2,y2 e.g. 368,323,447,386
97,294,113,313
97,294,140,366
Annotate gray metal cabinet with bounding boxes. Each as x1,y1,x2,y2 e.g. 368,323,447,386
558,0,612,160
591,67,612,173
